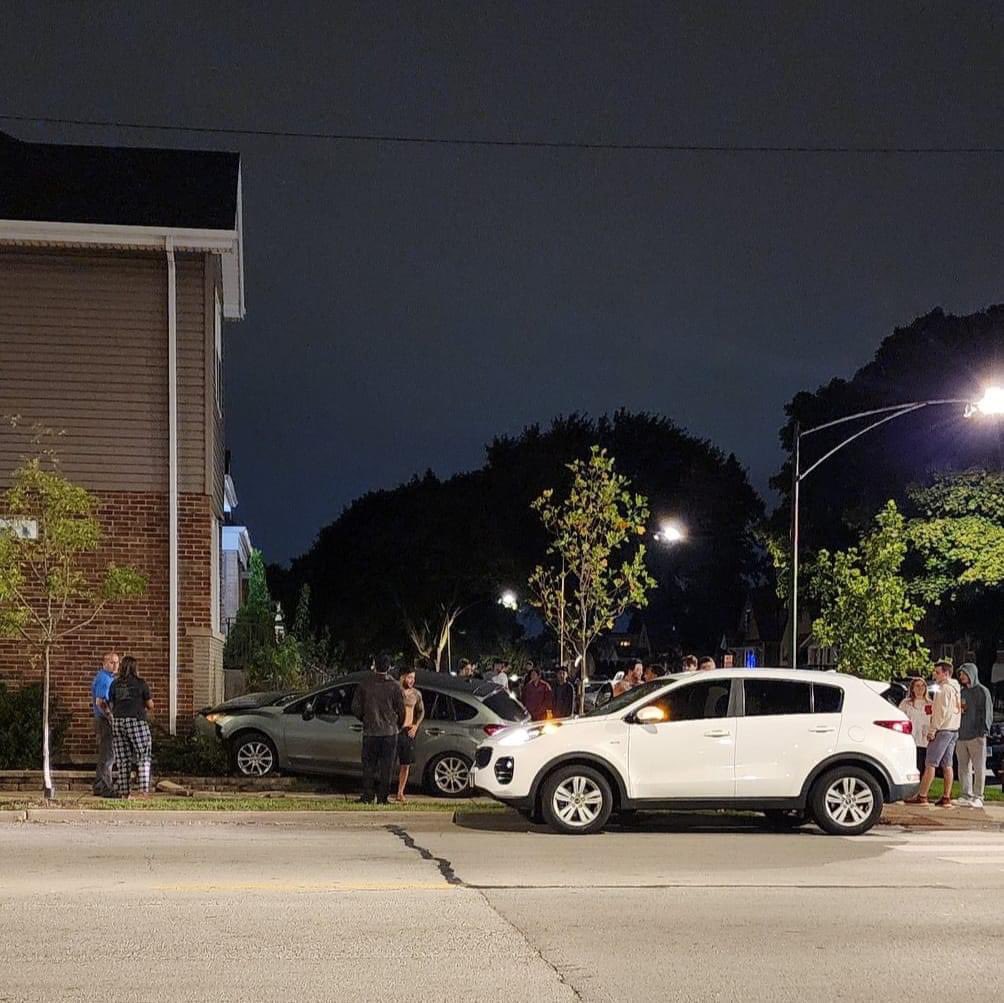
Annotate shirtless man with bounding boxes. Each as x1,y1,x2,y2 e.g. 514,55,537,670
612,661,644,698
395,669,426,802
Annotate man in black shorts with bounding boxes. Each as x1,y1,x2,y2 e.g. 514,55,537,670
395,668,425,802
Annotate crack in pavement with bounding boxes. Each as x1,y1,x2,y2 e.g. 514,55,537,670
384,824,463,886
386,824,583,1000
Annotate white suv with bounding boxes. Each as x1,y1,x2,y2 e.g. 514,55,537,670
471,668,920,836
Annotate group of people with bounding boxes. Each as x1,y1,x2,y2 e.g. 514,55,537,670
90,651,155,799
902,660,993,809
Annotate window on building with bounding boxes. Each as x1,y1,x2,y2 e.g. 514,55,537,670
743,679,812,716
214,288,223,415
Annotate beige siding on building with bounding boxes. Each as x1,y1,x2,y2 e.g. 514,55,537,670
0,249,208,493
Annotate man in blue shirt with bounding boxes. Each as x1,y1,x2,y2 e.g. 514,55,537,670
91,651,119,796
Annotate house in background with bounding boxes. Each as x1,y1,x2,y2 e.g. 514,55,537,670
721,587,785,668
0,131,245,758
221,462,252,633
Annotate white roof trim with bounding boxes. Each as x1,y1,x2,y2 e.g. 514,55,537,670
0,216,246,320
224,473,239,513
222,525,252,566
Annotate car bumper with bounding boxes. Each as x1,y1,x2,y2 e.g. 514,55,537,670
888,780,920,803
470,744,535,801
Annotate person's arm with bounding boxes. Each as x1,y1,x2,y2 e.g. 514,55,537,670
410,691,425,735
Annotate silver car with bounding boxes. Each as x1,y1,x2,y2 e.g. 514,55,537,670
206,671,529,797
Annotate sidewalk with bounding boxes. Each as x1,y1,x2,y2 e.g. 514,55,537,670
881,800,1004,831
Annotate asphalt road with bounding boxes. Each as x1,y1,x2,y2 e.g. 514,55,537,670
2,812,1003,1002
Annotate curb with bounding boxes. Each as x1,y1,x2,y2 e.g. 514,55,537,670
0,808,463,827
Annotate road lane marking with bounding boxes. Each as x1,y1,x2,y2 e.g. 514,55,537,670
151,881,456,892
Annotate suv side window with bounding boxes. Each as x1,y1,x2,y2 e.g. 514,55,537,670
813,684,844,714
648,679,733,722
743,679,811,717
314,685,356,717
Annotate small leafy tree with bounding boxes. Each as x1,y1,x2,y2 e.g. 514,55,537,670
529,446,656,711
406,603,462,672
810,501,928,681
0,458,146,798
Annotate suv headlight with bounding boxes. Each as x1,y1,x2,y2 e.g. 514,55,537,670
499,721,562,746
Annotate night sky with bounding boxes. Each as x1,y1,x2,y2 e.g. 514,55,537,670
4,3,1002,561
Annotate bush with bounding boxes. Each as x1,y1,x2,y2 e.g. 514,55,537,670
152,731,229,776
0,682,68,769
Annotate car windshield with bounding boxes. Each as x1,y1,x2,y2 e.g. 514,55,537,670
585,679,669,716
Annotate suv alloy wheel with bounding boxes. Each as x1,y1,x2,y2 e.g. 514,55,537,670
540,764,613,835
425,752,472,797
809,766,883,835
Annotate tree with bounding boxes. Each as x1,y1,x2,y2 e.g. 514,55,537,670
406,603,462,672
809,502,928,681
278,411,764,664
0,458,146,798
905,469,1004,665
529,446,656,709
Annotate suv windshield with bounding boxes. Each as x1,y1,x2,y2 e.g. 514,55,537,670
483,690,528,722
585,679,669,716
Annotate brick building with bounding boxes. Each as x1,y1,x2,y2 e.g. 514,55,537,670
0,131,245,759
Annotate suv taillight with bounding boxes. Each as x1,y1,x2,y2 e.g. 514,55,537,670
483,724,506,736
875,719,912,735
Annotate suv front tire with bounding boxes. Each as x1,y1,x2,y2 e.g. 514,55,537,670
540,764,614,835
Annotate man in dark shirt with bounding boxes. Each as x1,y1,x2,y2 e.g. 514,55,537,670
552,667,576,718
351,653,405,804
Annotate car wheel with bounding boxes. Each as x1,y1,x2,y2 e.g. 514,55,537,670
540,765,613,835
810,766,883,836
761,809,809,830
425,753,472,798
230,732,278,778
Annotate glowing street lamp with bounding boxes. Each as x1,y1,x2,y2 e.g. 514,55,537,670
654,521,686,544
498,589,519,611
969,385,1004,417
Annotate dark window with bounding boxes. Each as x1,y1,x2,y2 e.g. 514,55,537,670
483,691,527,722
743,679,811,717
648,680,732,723
452,697,478,721
813,684,844,714
315,685,355,716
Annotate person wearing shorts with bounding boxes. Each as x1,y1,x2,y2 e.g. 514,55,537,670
906,660,961,808
395,669,425,802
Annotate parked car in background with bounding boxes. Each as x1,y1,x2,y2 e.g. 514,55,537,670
209,671,529,796
472,668,919,835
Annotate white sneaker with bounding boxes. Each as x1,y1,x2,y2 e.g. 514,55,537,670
954,795,973,806
969,798,984,809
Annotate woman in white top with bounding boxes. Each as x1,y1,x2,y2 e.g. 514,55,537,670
899,677,932,774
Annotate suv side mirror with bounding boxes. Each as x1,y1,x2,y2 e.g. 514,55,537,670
302,700,315,722
634,705,667,725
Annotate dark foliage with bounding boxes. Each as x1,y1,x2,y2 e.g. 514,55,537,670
152,730,229,776
276,410,765,663
0,682,68,769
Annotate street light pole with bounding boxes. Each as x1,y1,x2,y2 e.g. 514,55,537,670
788,391,1002,666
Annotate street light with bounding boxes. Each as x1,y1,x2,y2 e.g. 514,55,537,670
654,520,686,544
498,589,519,611
789,387,1003,665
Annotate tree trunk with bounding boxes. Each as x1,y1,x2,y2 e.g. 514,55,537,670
42,644,54,801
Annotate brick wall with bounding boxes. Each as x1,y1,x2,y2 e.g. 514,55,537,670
0,490,217,760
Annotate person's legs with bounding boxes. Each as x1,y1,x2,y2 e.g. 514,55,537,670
94,716,114,795
396,730,414,800
915,746,926,775
134,721,152,795
397,765,410,800
375,735,396,803
111,720,131,798
973,736,987,802
956,740,974,800
359,736,377,802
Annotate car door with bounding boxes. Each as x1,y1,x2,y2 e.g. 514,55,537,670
627,677,738,799
734,678,843,797
283,684,362,772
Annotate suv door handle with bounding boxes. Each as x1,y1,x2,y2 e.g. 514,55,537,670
808,726,836,733
349,724,363,732
703,729,731,738
425,727,444,737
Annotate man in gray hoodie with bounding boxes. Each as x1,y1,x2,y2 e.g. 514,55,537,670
956,662,993,808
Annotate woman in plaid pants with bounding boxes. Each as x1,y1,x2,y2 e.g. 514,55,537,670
108,656,154,798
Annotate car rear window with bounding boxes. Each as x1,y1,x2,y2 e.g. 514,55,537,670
483,690,527,722
744,679,812,716
813,684,844,713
